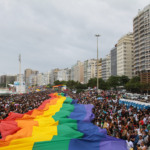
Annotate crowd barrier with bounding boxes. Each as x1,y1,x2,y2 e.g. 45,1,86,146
119,99,150,110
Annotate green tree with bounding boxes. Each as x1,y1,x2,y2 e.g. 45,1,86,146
99,78,109,90
54,80,67,85
54,80,62,85
140,83,150,93
107,76,120,89
125,76,141,93
66,80,77,90
0,83,6,88
87,78,97,88
130,76,140,83
76,82,87,89
87,78,109,90
46,84,52,88
119,75,130,86
134,82,141,93
125,82,132,92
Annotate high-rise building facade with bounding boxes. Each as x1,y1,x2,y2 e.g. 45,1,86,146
84,59,101,83
133,4,150,83
71,61,84,83
98,59,102,79
57,68,71,82
50,68,60,85
101,58,107,80
111,46,117,76
106,54,111,80
117,33,134,79
84,59,97,83
28,74,37,86
24,69,39,86
0,75,17,86
36,72,49,86
102,55,111,80
66,69,71,81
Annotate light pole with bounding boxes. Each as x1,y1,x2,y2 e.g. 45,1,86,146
95,34,100,92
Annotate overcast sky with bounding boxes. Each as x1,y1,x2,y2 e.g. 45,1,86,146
0,0,150,75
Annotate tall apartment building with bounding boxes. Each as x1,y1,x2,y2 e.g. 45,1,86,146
101,58,107,80
0,74,17,85
106,54,111,80
98,59,102,79
24,69,39,86
117,33,134,79
27,71,50,86
71,61,84,83
66,69,71,81
84,59,101,83
50,68,60,85
28,74,37,86
57,69,67,81
133,4,150,83
36,72,49,86
102,54,111,81
57,68,71,81
84,59,96,84
111,46,117,76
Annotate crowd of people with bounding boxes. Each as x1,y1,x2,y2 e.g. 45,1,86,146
73,90,150,150
0,90,51,120
0,89,150,150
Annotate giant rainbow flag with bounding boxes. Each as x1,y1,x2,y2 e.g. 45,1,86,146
0,93,127,150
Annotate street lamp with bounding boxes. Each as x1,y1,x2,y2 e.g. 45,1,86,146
95,34,100,92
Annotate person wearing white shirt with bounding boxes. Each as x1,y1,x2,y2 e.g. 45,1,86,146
143,117,147,125
137,135,143,145
137,141,147,150
126,137,133,150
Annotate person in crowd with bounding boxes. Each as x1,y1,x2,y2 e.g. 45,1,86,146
126,136,134,150
0,90,51,119
71,89,150,150
137,141,147,150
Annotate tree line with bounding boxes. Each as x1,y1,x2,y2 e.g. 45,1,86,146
52,75,150,93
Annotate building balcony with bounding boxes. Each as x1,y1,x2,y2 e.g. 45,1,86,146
134,53,139,57
140,52,145,56
134,60,140,64
134,33,139,37
134,49,139,53
140,36,145,41
139,25,144,30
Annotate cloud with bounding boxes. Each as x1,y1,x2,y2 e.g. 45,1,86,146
0,0,149,75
